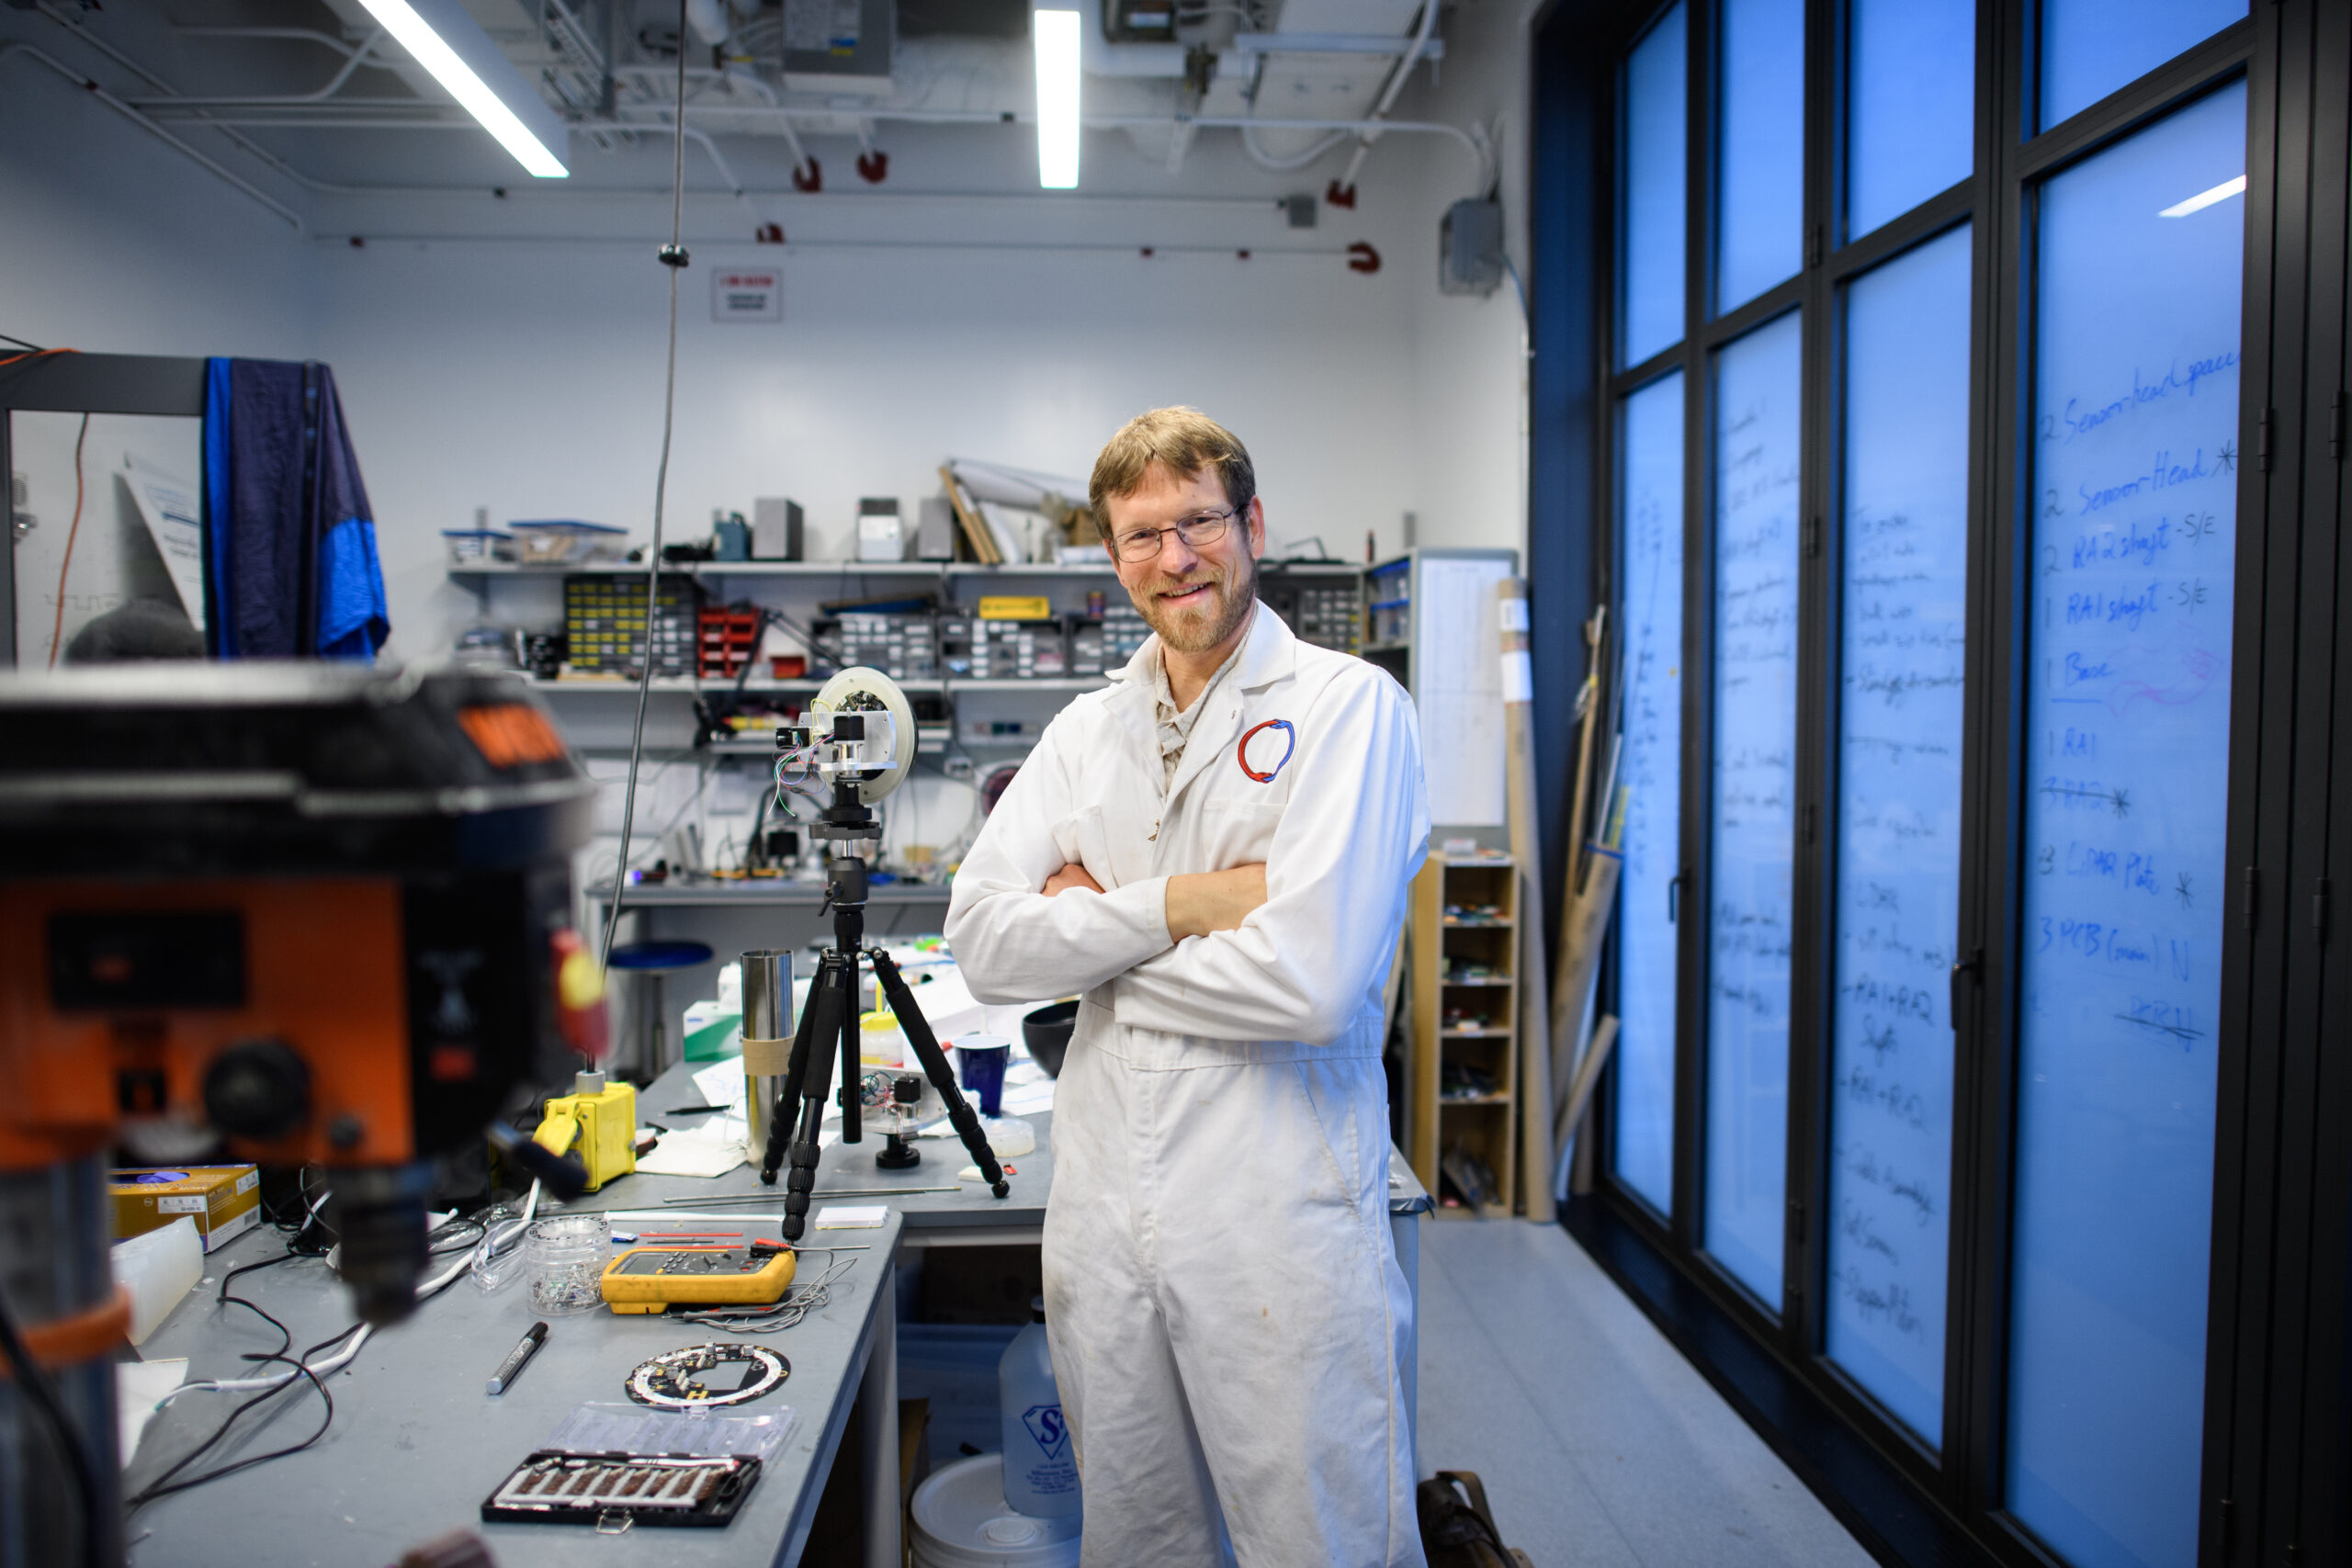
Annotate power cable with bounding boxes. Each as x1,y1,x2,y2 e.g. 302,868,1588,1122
0,1292,103,1568
45,412,91,667
600,0,695,970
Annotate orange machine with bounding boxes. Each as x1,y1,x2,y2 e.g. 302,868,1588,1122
0,664,605,1568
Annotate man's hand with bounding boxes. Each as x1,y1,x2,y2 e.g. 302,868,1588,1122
1166,863,1267,940
1044,863,1105,897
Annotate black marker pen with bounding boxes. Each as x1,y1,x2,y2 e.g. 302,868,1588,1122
487,1321,549,1395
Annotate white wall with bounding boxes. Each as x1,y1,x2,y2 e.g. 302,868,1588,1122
1394,0,1546,566
308,178,1430,665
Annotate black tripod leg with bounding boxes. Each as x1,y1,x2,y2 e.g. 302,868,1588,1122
759,967,827,1186
867,949,1010,1200
838,956,862,1145
782,968,847,1240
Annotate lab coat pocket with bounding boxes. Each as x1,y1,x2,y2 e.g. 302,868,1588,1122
1049,806,1117,889
1196,800,1283,871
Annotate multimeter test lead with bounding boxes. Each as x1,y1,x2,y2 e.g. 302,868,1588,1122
487,1321,551,1395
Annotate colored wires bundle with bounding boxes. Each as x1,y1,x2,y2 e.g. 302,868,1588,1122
673,1249,860,1334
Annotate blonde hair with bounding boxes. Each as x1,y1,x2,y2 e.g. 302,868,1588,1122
1087,407,1256,539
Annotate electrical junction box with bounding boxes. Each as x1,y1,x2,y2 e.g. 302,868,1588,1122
1440,198,1505,297
781,0,895,94
1103,0,1177,41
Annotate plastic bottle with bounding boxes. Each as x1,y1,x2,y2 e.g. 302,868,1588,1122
999,1296,1080,1517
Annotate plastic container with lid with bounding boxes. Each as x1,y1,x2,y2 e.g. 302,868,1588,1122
999,1297,1079,1517
910,1454,1081,1568
525,1212,610,1315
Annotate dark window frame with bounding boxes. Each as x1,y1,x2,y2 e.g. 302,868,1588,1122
1534,2,2303,1564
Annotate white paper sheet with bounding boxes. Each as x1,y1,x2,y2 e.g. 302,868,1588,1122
635,1119,748,1179
119,462,206,629
813,1204,887,1229
117,1359,187,1470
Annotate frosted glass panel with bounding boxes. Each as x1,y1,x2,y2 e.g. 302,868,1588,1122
1847,0,1974,240
1716,0,1805,313
1824,226,1972,1446
2009,81,2244,1568
1613,372,1686,1216
1623,3,1689,367
2041,0,2245,130
1703,309,1802,1304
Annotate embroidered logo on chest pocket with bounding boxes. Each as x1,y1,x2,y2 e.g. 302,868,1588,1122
1238,719,1295,783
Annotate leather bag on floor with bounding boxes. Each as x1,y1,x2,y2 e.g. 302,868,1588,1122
1416,1470,1536,1568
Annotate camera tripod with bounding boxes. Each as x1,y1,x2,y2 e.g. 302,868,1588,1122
759,838,1010,1242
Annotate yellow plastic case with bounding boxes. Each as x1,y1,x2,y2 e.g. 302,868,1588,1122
600,1246,799,1315
532,1079,637,1193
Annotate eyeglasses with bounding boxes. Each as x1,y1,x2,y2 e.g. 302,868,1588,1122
1110,505,1243,563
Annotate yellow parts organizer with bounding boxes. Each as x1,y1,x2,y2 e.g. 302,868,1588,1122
976,595,1052,621
533,1072,638,1192
601,1245,799,1315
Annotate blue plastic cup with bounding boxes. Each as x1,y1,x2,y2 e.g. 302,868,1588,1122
955,1036,1012,1118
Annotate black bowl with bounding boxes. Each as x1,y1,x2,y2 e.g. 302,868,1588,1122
1022,999,1080,1079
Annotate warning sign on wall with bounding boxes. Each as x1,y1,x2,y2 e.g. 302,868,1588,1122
712,268,782,322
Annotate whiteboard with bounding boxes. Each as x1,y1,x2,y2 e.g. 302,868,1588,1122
1611,373,1686,1214
1824,225,1973,1444
1415,554,1513,828
1703,309,1803,1303
2007,82,2244,1568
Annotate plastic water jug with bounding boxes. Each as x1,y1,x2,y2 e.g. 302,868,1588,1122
999,1297,1080,1517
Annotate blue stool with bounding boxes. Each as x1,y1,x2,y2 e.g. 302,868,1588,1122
606,940,715,1081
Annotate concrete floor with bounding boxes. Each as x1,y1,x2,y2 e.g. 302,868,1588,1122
1416,1220,1878,1568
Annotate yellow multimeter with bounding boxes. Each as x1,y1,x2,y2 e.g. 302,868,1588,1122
532,1070,637,1192
601,1243,800,1315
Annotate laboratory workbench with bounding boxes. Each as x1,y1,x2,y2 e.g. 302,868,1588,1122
125,1057,1430,1568
585,878,954,908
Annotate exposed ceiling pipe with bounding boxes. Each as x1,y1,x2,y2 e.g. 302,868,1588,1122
125,28,389,107
0,42,305,229
1327,0,1439,202
35,2,361,197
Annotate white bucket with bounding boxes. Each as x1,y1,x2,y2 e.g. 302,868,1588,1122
910,1454,1082,1568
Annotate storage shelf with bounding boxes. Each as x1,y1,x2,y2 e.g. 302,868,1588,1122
529,674,1112,695
1438,1093,1512,1106
1441,1027,1511,1039
1440,976,1514,988
450,559,1363,580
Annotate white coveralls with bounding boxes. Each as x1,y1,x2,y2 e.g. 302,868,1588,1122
944,602,1430,1568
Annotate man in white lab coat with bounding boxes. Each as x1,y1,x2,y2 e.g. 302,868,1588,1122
944,407,1430,1567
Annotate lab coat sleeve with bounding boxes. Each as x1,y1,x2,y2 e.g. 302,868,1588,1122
1110,669,1430,1044
944,709,1175,1005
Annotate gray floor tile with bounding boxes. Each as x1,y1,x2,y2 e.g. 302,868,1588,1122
1416,1219,1875,1568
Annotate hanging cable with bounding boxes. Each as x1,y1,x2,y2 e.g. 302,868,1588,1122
46,412,91,668
601,0,695,970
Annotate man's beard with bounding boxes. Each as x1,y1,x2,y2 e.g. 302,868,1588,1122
1131,548,1257,654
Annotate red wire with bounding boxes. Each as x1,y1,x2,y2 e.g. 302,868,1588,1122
47,413,91,668
0,346,76,370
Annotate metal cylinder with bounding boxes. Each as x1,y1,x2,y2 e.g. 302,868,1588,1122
740,949,794,1164
0,1155,125,1568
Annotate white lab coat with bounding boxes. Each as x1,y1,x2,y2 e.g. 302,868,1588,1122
945,601,1430,1568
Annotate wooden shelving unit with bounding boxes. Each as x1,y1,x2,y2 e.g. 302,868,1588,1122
1407,852,1521,1218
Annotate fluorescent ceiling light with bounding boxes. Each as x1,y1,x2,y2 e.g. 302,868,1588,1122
1035,8,1080,190
355,0,570,178
2160,174,2245,218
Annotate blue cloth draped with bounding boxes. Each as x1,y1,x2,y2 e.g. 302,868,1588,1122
201,357,389,660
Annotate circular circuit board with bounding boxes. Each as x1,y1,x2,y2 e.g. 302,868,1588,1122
625,1343,790,1409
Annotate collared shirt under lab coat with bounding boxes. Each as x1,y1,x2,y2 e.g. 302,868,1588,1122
946,598,1430,1060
